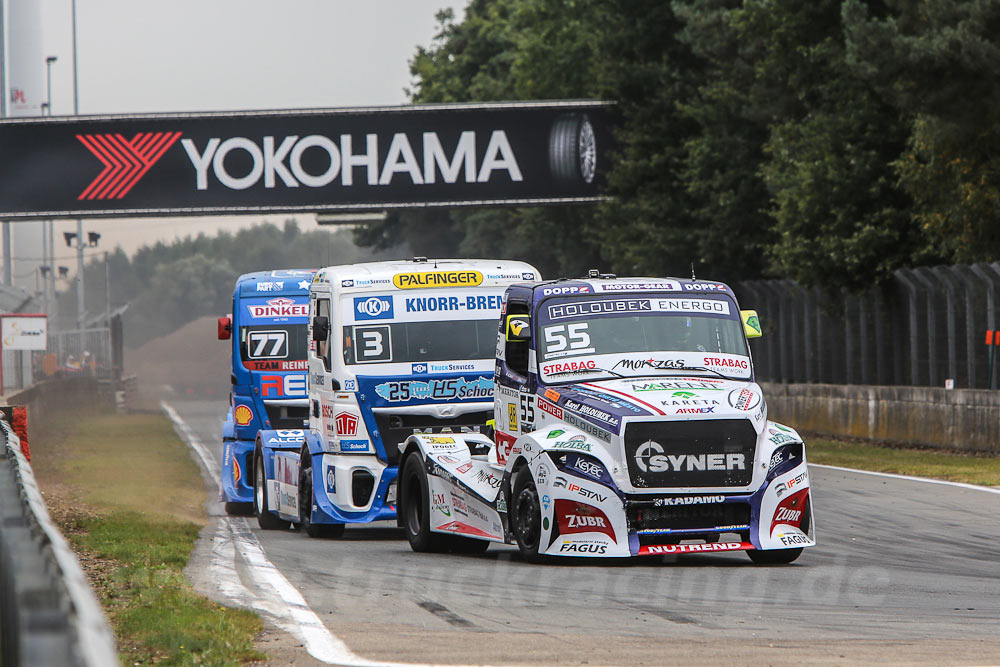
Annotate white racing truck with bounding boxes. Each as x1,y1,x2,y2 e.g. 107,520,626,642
397,272,816,562
253,258,539,537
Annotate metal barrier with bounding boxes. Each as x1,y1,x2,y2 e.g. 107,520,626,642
737,262,1000,389
0,415,117,666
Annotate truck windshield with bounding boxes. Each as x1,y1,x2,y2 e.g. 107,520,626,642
536,293,751,384
342,320,497,365
239,324,309,371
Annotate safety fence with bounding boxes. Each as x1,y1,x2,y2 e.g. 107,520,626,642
2,319,124,395
737,262,1000,389
0,407,117,666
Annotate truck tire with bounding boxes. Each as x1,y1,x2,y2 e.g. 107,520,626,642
299,455,345,538
511,467,545,562
549,113,597,185
401,452,450,553
254,450,286,530
747,547,803,565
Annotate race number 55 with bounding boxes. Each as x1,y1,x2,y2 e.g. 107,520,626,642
543,323,592,356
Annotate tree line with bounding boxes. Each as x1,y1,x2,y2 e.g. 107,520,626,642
55,221,398,346
355,0,1000,292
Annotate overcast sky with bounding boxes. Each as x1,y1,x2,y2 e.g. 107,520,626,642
26,0,464,278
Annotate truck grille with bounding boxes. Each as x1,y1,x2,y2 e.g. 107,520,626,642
627,499,750,532
263,403,309,429
623,419,756,488
372,410,491,465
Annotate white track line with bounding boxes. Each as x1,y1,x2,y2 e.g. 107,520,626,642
160,401,488,667
810,463,1000,495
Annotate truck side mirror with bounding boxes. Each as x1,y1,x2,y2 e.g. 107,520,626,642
312,315,330,342
217,315,232,340
740,310,762,338
505,314,531,342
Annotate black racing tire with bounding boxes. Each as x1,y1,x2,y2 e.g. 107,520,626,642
254,450,285,530
747,547,803,565
511,467,545,562
401,452,450,553
299,455,345,539
549,113,597,186
447,535,490,555
224,501,252,516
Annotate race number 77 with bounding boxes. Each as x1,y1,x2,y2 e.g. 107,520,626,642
248,330,288,358
544,323,591,355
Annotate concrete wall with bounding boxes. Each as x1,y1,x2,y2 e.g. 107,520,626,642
3,378,113,433
761,382,1000,454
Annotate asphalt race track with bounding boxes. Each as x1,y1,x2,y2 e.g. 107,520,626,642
171,400,1000,665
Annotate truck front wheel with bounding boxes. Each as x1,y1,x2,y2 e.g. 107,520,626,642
401,452,450,553
254,450,286,530
299,455,344,538
511,467,545,562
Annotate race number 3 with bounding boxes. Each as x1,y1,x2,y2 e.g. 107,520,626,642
543,323,593,358
354,325,392,362
247,330,288,358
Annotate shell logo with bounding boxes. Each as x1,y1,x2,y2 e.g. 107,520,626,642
233,455,242,486
234,405,253,426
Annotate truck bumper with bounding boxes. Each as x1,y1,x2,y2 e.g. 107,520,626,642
221,438,255,504
311,453,398,524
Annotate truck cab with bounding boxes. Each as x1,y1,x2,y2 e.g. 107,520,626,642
397,272,815,562
218,269,316,513
253,258,539,536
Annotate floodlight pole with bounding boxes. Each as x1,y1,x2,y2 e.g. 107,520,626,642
72,0,85,345
1,1,9,287
45,56,57,319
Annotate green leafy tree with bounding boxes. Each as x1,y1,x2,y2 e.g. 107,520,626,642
843,0,1000,263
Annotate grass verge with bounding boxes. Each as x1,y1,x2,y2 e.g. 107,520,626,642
31,412,264,665
807,437,1000,486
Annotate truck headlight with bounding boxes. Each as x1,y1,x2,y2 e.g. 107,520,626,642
549,450,615,489
767,442,803,480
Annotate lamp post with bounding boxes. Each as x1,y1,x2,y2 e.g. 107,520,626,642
1,2,8,287
44,56,57,320
45,56,56,113
72,0,86,348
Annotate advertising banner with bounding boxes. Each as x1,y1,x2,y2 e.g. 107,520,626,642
0,315,47,350
0,101,615,220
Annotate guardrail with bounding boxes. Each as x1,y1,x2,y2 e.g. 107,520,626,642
0,413,117,666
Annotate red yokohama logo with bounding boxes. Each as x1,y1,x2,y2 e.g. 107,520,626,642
77,132,182,200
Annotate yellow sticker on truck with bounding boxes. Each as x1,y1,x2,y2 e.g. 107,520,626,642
393,271,483,289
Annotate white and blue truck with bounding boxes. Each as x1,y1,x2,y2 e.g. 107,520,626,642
253,258,539,537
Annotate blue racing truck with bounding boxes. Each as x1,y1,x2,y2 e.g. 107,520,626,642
218,269,317,514
252,258,539,537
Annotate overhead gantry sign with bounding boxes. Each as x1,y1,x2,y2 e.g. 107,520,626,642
0,101,614,220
